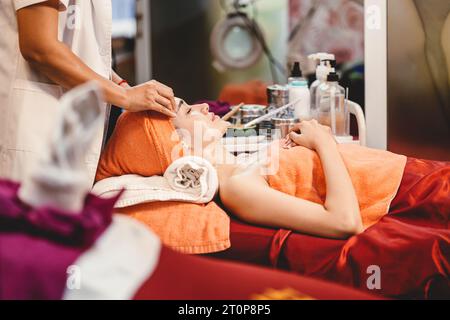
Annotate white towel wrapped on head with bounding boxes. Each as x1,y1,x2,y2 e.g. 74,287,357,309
92,156,219,208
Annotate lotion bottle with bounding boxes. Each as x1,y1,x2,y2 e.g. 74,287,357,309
316,72,348,136
288,62,310,120
308,53,336,119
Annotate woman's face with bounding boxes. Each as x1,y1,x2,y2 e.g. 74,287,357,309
172,100,230,144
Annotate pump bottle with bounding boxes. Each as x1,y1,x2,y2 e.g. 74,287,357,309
316,71,349,136
288,62,310,120
308,53,336,119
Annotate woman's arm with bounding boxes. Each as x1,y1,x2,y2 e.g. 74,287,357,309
312,138,363,237
16,0,176,116
287,121,362,234
220,120,363,239
221,175,360,239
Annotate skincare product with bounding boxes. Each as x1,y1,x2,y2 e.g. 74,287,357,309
308,53,336,119
243,98,301,128
267,84,289,110
316,72,349,136
272,117,300,139
288,62,310,120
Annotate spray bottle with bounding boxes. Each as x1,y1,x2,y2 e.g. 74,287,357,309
288,62,310,120
308,53,336,119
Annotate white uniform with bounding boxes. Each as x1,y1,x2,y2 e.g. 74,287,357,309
0,0,112,184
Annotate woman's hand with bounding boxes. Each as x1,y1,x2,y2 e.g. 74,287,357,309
282,119,336,151
123,80,177,117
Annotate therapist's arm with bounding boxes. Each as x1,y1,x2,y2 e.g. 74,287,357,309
16,0,176,116
112,70,130,88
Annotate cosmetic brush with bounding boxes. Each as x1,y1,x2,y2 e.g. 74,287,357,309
243,98,302,128
222,103,244,121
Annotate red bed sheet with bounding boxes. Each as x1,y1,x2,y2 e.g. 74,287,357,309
209,158,450,299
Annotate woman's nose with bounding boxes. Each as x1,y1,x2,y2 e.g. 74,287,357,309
191,103,209,115
200,103,209,115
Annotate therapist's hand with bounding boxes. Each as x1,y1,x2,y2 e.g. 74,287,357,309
123,80,177,117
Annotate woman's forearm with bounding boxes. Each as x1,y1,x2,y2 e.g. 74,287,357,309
25,41,129,108
316,140,363,232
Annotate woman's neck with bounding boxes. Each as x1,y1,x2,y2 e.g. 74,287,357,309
190,141,235,163
213,143,241,181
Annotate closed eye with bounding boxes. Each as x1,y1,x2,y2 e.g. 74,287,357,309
178,100,192,115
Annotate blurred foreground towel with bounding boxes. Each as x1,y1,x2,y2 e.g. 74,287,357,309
95,111,230,254
19,83,105,212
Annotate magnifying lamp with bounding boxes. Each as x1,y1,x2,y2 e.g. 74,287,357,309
210,9,263,71
210,0,286,83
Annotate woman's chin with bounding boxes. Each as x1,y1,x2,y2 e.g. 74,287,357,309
220,120,232,131
210,120,230,135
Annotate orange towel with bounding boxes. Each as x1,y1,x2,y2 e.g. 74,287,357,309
218,80,268,106
267,144,407,228
119,201,230,254
95,111,230,254
96,111,181,181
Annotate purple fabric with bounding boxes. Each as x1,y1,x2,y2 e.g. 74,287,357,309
196,100,231,117
0,180,120,300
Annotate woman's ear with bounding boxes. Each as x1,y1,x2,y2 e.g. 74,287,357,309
173,128,192,155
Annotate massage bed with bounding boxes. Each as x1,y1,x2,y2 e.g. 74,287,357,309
0,179,378,300
208,157,450,299
94,108,449,300
3,157,445,300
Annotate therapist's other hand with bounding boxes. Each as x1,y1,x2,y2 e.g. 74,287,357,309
282,120,335,151
124,80,177,117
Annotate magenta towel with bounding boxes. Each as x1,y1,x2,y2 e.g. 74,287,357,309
195,100,231,117
0,180,120,300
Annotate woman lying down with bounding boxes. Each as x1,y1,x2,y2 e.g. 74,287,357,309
95,101,411,240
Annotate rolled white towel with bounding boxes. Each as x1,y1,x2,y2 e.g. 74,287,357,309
92,157,218,207
164,156,218,203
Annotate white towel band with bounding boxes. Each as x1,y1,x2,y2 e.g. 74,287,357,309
92,156,219,207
